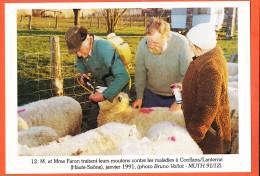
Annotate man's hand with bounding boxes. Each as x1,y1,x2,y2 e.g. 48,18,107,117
132,99,143,109
170,82,183,95
80,73,91,85
169,102,181,112
89,92,104,102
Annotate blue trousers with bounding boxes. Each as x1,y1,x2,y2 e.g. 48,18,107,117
143,88,176,108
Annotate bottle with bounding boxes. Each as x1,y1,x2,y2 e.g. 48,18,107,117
81,76,94,90
173,85,182,104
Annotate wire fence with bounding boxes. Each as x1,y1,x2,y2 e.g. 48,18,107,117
18,15,169,31
17,35,138,119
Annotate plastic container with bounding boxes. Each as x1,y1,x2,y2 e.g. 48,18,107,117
173,85,182,103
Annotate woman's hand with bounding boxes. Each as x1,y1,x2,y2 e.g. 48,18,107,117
170,82,183,95
132,99,143,109
169,102,181,112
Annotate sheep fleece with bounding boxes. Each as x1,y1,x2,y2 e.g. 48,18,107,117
98,92,185,137
18,123,132,156
18,96,82,137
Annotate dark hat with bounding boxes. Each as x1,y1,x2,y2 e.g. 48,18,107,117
65,26,88,54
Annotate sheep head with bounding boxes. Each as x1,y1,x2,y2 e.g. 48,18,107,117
99,92,129,113
18,116,29,131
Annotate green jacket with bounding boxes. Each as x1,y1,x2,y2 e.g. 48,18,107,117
135,32,192,99
77,36,130,102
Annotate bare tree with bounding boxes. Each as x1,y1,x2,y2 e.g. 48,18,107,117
97,9,128,34
73,9,81,26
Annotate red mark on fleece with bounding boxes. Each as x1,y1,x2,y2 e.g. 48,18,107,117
17,109,26,114
172,123,175,126
139,108,154,114
168,136,176,142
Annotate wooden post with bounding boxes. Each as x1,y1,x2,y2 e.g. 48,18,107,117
130,17,132,27
90,16,93,28
144,12,147,27
186,8,194,33
98,16,100,28
55,16,58,29
50,36,63,96
226,8,236,39
29,15,32,30
20,15,23,28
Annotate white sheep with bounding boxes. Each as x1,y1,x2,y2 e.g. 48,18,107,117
18,126,60,147
227,62,238,76
230,135,239,154
18,96,82,137
98,92,185,137
228,87,239,119
228,81,238,89
18,116,29,131
18,123,133,156
121,125,151,155
145,121,203,154
121,122,203,155
228,74,238,82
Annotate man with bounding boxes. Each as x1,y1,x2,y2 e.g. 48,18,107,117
132,18,192,111
65,26,130,130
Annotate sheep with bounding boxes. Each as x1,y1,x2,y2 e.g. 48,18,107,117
97,92,185,137
18,126,60,147
18,96,82,137
227,62,238,76
121,125,151,155
230,136,239,154
228,74,238,82
121,122,203,155
18,123,133,156
228,81,238,89
227,62,238,82
18,116,29,131
18,116,63,147
228,87,239,119
145,121,203,154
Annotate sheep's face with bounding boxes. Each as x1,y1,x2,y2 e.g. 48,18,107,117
99,92,129,113
18,116,29,131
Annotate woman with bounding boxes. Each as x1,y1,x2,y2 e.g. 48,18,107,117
172,23,231,154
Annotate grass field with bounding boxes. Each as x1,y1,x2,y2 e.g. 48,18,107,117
17,16,238,130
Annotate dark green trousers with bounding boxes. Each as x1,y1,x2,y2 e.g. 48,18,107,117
87,101,99,130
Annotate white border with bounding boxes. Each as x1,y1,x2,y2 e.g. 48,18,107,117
6,1,251,174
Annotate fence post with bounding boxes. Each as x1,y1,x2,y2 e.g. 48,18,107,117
29,15,32,30
144,12,147,27
226,7,236,39
130,17,132,27
20,15,23,28
186,8,194,32
55,16,58,29
98,16,100,28
90,16,93,28
50,36,63,96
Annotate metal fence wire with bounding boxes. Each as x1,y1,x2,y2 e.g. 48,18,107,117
17,35,137,119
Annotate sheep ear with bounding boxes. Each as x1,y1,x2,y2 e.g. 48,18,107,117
118,96,122,102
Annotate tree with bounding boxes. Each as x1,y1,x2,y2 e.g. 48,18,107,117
73,9,81,26
98,9,128,34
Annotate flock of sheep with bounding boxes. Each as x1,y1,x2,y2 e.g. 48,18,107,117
18,63,239,156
